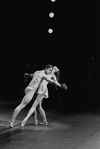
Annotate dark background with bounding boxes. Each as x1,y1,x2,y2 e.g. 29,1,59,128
1,0,100,110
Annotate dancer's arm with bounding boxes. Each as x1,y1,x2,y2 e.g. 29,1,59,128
52,75,67,90
43,75,58,84
43,74,67,90
43,74,61,87
51,75,62,87
52,75,62,87
24,73,34,78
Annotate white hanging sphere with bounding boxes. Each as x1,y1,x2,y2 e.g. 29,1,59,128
49,12,54,18
48,28,53,34
51,0,56,2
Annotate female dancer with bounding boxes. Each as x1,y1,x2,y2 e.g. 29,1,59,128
33,66,62,126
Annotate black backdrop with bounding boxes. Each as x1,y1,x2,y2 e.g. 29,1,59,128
1,0,100,109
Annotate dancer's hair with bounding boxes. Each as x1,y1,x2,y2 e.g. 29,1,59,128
53,66,60,82
45,64,53,69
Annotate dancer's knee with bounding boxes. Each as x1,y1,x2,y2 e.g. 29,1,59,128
16,100,27,111
39,108,45,114
14,105,22,112
31,95,44,110
38,105,42,111
22,94,33,105
36,94,44,105
32,102,38,109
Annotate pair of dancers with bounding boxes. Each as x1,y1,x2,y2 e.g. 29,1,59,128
9,64,67,127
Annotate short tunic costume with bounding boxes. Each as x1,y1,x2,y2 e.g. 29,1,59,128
37,74,54,98
37,79,49,98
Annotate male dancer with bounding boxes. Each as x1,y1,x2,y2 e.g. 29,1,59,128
9,64,57,127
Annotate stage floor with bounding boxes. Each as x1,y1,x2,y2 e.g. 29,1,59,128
0,102,100,149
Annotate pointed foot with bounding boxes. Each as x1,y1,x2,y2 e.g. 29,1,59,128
9,121,14,128
21,119,27,127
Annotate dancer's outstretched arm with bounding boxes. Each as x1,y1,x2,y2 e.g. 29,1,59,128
44,74,67,89
24,73,34,78
51,75,67,90
43,75,58,84
51,75,61,87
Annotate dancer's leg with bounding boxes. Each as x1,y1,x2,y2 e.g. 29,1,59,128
10,91,35,127
34,109,38,125
21,94,44,127
38,99,48,125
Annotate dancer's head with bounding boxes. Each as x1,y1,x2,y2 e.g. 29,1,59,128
53,66,59,73
45,64,53,75
53,66,60,81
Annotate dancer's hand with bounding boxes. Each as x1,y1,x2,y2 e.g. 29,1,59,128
24,73,28,76
61,83,67,90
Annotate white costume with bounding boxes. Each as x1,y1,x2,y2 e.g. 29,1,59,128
37,79,49,98
37,74,55,98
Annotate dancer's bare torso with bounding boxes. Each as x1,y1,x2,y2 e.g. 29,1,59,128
28,70,52,89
